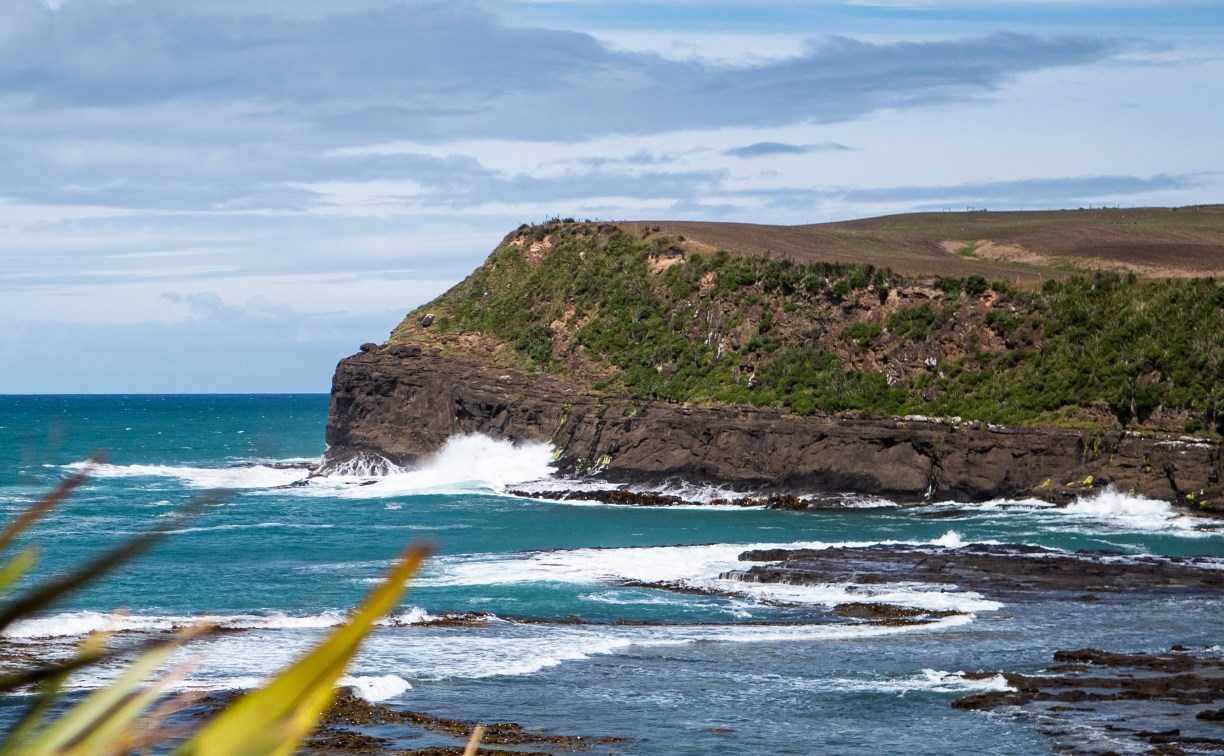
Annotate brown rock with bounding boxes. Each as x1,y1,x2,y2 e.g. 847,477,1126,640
323,350,1223,511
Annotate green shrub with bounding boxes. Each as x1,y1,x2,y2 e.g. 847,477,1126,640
964,274,988,296
841,322,883,347
399,226,1224,427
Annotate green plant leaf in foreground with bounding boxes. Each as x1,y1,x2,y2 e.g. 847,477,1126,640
177,541,430,756
4,626,207,756
0,455,101,554
0,489,225,639
0,548,37,600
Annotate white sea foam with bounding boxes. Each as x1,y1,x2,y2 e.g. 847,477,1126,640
358,613,978,682
305,435,556,498
935,487,1220,536
579,591,703,607
63,669,407,701
1062,486,1212,532
342,615,977,684
805,669,1013,695
421,533,1001,614
932,530,966,548
322,454,404,477
2,607,437,639
423,533,966,588
3,610,165,639
336,674,412,701
512,478,897,510
21,609,977,694
385,607,436,625
64,461,308,489
162,522,336,535
2,610,343,638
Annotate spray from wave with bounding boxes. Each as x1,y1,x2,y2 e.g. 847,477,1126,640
63,460,311,489
61,435,557,497
2,607,438,640
306,435,556,498
419,532,1000,615
1062,486,1212,532
933,486,1219,536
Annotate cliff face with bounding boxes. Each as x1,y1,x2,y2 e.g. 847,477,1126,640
325,346,1223,511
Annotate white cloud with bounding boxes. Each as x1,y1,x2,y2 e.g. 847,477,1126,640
0,0,1220,390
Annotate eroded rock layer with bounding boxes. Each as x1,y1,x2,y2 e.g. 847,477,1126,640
325,346,1222,511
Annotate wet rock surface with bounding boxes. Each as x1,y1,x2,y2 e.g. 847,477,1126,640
324,349,1223,512
728,543,1224,600
706,544,1224,753
507,487,848,510
196,688,626,755
952,648,1224,755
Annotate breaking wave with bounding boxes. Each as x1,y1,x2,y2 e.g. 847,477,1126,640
951,486,1220,535
3,607,438,639
63,460,310,489
306,435,557,497
419,533,1000,615
793,669,1013,695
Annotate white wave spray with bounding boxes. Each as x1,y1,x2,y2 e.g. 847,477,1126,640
306,435,556,498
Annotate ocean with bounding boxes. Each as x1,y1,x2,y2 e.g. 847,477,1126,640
1,394,1222,754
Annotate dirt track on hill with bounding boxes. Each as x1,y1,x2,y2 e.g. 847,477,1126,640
643,205,1224,281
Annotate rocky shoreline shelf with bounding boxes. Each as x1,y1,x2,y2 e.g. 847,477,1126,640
953,648,1224,755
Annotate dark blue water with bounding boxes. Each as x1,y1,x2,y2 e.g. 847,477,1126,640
1,395,1221,754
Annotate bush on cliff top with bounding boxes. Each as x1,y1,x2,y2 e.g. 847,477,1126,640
397,221,1224,432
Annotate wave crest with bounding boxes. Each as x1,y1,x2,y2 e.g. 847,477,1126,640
308,435,556,498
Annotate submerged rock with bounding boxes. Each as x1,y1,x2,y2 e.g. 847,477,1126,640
195,688,626,755
728,543,1224,600
952,647,1224,755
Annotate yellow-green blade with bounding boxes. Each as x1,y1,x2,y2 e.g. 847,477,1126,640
0,547,37,597
16,631,192,756
177,542,428,756
0,455,101,554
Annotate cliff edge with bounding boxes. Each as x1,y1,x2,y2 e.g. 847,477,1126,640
327,346,1221,510
324,211,1224,511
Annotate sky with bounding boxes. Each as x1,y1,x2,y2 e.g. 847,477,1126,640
1,0,1221,393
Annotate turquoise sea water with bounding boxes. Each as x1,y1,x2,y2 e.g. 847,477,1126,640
1,395,1222,754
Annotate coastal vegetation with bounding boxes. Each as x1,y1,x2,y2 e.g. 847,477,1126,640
395,218,1224,434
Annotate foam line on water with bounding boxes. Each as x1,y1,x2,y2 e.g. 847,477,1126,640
421,533,966,588
745,668,1013,695
161,522,337,535
195,614,978,688
40,611,977,694
419,532,1000,614
513,479,898,509
954,486,1220,535
64,460,307,489
357,614,980,683
2,607,438,639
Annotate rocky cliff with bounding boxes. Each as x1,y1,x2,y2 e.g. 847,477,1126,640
324,213,1224,511
325,345,1222,511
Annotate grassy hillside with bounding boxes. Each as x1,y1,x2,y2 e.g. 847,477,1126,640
653,205,1224,281
391,217,1224,434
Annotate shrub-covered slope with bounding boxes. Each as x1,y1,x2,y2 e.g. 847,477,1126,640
390,221,1224,434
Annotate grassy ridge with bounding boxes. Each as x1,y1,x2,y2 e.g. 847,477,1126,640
394,221,1224,434
653,205,1224,280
